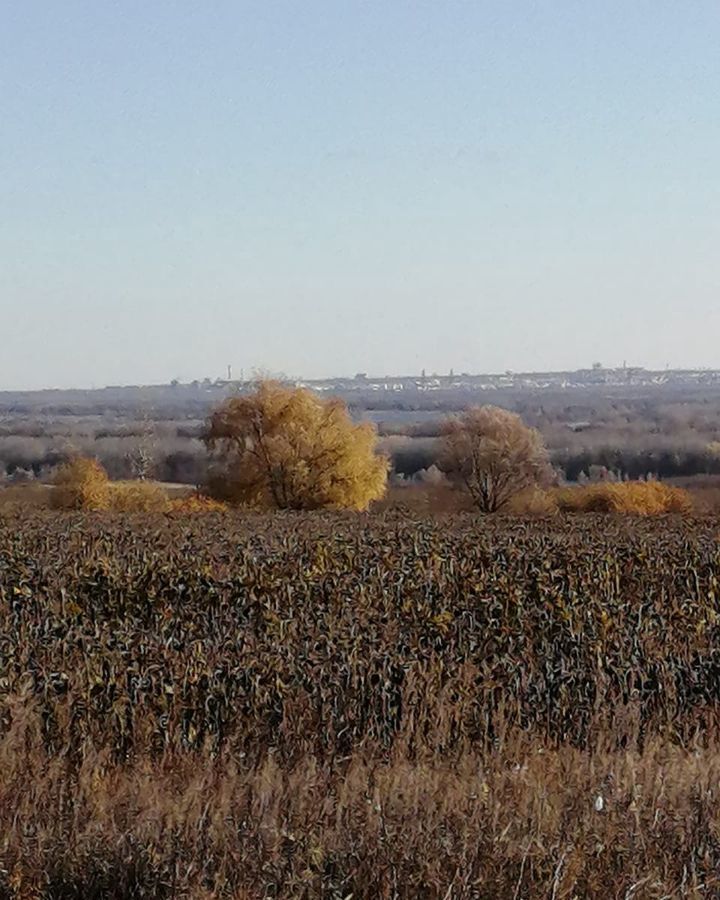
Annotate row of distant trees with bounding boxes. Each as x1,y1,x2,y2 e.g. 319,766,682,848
200,381,550,512
389,438,720,484
49,381,551,514
5,402,720,487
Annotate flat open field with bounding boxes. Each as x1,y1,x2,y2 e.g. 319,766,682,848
2,512,720,897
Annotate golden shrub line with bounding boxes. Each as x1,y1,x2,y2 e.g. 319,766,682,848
48,457,695,517
52,459,226,513
555,480,693,515
505,481,693,516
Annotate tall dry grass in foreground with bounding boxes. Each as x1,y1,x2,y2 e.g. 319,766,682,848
3,703,720,899
3,513,720,897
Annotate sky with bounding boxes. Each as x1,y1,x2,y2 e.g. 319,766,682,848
2,1,720,390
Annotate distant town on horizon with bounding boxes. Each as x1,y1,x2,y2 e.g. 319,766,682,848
5,363,720,397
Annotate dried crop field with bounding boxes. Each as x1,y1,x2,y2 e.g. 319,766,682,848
2,512,720,898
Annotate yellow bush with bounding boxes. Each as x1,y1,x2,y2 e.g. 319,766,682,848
169,493,228,514
51,458,110,510
555,482,692,515
109,481,170,513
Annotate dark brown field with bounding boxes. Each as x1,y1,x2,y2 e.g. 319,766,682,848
2,511,720,898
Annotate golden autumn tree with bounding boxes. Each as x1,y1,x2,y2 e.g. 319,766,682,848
204,381,388,510
440,406,552,513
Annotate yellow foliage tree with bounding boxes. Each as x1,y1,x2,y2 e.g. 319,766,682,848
51,458,111,510
205,381,388,510
440,406,552,513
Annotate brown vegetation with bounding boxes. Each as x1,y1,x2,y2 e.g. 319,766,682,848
2,514,720,895
3,723,719,898
505,484,560,515
108,481,171,513
205,381,388,510
50,460,179,513
168,492,228,514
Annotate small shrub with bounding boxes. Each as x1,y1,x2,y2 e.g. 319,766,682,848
51,458,110,511
555,481,692,515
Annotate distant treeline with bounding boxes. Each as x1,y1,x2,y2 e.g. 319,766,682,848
388,436,720,482
4,381,720,485
4,430,720,487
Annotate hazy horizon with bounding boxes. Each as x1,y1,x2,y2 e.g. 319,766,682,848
5,361,720,395
3,2,720,391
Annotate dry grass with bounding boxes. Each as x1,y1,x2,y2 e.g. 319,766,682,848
4,473,196,515
168,492,228,514
675,477,720,514
1,710,720,899
0,482,52,513
373,483,474,514
378,482,694,518
108,481,171,513
0,477,702,519
505,485,559,515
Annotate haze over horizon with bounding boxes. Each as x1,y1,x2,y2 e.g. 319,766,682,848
4,361,720,396
3,2,720,391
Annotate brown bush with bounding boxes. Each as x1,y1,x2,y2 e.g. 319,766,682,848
555,481,692,515
51,457,110,510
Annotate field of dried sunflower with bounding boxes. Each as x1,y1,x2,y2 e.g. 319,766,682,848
2,511,720,898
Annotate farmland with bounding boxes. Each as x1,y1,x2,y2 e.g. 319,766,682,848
2,511,720,897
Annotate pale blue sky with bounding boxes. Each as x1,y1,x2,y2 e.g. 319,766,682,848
2,1,719,389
